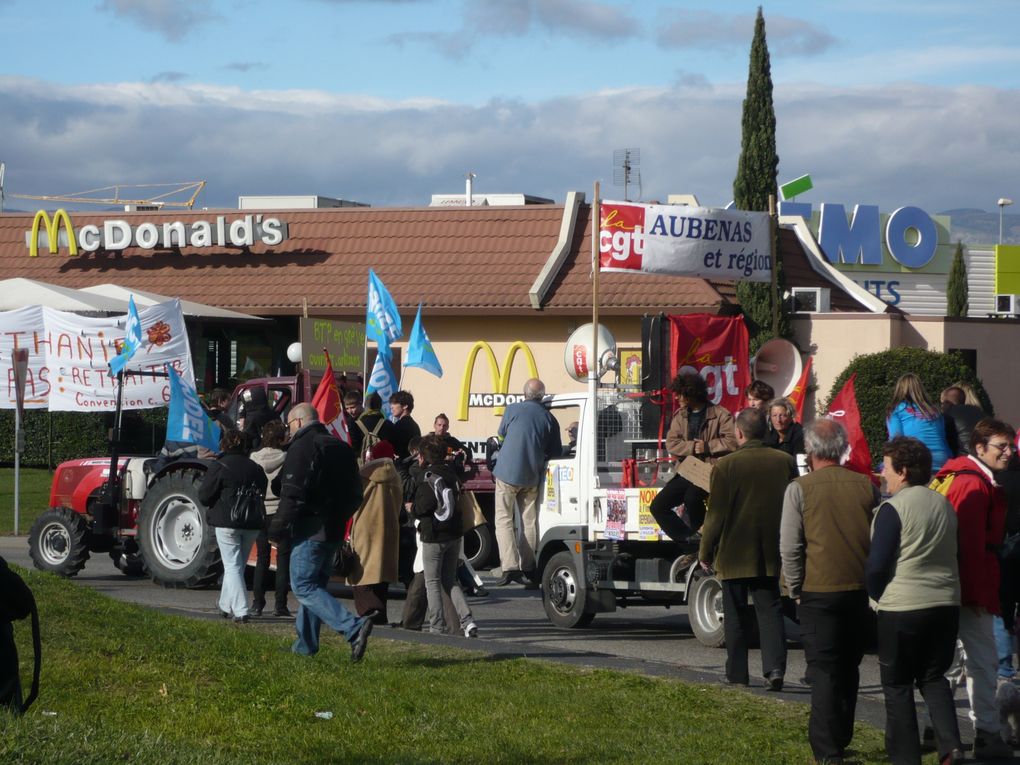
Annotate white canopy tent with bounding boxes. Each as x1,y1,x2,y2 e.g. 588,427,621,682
80,283,266,321
0,278,130,313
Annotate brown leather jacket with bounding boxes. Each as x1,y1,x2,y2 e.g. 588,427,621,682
664,405,737,465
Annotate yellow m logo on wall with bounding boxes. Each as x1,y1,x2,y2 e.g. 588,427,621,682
29,209,78,257
458,340,539,421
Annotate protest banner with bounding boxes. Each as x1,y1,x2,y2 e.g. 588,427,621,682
668,314,751,413
0,299,192,411
599,201,772,282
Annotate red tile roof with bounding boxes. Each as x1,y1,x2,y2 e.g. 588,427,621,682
0,203,866,316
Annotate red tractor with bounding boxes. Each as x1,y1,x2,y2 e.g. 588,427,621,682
27,372,352,586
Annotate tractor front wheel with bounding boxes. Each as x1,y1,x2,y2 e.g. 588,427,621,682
28,507,91,577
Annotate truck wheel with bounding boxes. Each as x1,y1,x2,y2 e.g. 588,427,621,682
688,571,726,648
463,523,494,570
542,550,594,628
28,508,91,577
137,471,221,588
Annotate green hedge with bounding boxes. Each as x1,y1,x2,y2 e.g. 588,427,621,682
0,408,169,468
824,347,992,465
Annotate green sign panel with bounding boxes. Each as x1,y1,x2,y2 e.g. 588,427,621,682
299,318,365,374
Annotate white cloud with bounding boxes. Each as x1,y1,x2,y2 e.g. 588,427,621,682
655,9,836,56
2,75,1018,217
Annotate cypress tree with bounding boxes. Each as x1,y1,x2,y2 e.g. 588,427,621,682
733,7,790,352
946,241,968,317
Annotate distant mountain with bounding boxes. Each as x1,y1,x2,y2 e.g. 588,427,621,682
939,208,1020,247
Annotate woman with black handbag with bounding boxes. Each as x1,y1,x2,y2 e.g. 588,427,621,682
199,429,268,623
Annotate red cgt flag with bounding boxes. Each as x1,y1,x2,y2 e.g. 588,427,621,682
311,351,351,445
787,355,813,422
827,373,875,481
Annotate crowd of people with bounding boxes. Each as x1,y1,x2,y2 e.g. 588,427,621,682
644,369,1017,765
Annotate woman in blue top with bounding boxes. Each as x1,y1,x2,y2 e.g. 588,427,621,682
886,373,952,471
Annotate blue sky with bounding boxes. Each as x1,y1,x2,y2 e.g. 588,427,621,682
2,0,1019,212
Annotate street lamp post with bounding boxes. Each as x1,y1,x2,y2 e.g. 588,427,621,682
998,198,1014,244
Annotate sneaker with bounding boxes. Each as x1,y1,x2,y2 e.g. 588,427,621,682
472,586,490,597
250,602,264,617
974,729,1013,759
273,607,293,618
351,619,373,663
764,670,784,692
464,622,479,638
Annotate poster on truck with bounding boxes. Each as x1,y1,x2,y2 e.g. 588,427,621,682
638,487,662,541
605,488,627,540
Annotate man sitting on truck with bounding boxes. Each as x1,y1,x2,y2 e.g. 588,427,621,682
492,378,562,587
649,372,736,543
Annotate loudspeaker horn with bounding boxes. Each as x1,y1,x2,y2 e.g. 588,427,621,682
751,338,803,397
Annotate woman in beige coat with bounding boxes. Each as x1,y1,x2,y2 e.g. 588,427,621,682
346,444,403,625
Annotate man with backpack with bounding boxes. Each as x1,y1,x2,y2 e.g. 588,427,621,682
352,391,396,461
412,435,478,637
269,403,373,662
933,417,1016,759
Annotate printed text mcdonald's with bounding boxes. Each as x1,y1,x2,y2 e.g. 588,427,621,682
26,209,289,257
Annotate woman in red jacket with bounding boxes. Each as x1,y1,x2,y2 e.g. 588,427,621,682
933,417,1015,759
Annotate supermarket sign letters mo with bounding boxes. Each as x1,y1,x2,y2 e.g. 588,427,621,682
458,341,538,421
599,201,772,282
26,208,288,257
0,300,193,411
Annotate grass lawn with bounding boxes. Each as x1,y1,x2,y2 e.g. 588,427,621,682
0,468,54,535
0,568,925,765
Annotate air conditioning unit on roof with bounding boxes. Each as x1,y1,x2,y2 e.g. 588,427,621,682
994,294,1020,316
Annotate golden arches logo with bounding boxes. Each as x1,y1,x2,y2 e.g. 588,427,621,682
29,209,78,258
458,340,539,421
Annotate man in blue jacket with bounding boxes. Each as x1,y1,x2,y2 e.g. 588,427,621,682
492,378,561,587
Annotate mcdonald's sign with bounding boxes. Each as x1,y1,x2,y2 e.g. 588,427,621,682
27,209,78,258
458,340,539,421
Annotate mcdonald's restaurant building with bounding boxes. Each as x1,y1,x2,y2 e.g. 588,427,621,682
4,195,1018,446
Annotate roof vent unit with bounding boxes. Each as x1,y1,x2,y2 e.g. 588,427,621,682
790,287,830,314
994,294,1020,316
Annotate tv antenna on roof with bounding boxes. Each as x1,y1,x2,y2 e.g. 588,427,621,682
613,148,641,202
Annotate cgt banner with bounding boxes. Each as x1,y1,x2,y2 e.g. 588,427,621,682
599,200,772,282
0,299,193,411
668,314,750,414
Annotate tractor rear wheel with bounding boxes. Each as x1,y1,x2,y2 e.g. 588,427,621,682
28,507,91,577
137,470,221,588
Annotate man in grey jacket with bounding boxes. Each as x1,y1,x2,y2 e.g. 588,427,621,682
492,378,561,587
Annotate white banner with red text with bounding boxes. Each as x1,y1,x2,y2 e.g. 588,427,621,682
0,299,193,411
599,201,772,282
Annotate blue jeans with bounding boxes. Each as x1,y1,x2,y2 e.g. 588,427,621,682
215,527,260,618
289,536,366,656
993,615,1016,678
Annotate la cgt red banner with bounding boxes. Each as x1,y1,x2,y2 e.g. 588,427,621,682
668,314,750,414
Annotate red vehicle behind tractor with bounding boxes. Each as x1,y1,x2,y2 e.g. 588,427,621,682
28,371,496,587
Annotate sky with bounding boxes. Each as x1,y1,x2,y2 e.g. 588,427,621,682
2,0,1019,214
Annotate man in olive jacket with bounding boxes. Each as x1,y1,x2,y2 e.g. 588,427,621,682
699,407,798,689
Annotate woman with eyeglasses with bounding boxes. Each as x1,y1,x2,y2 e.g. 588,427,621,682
886,373,952,472
931,418,1017,759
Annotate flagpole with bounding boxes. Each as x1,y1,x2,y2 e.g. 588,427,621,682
589,182,600,484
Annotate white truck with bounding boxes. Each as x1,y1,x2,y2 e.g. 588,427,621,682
532,384,727,648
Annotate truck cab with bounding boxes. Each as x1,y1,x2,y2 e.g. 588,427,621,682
534,389,724,646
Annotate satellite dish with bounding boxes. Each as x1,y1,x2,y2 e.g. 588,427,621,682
564,323,617,382
286,342,302,364
752,338,803,397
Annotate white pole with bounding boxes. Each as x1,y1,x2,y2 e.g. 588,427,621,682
13,405,20,535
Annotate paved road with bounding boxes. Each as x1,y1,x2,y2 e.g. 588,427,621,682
0,535,979,738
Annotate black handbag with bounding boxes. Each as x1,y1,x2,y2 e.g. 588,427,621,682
334,539,358,577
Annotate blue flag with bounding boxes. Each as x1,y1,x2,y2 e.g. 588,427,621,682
366,269,402,354
405,303,443,377
109,295,143,376
365,351,399,420
166,365,221,451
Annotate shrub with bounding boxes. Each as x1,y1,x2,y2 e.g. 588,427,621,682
824,347,991,462
0,408,168,468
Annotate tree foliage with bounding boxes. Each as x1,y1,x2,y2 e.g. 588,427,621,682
824,347,992,463
946,241,968,317
733,7,790,353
